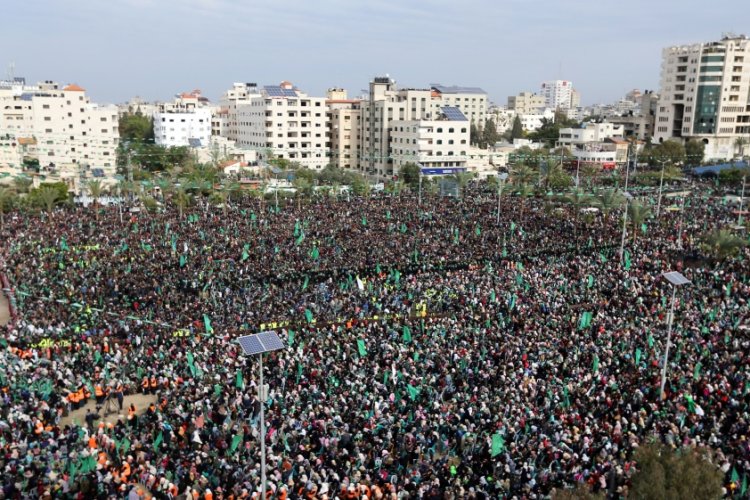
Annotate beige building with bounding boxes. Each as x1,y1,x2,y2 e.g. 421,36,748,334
219,82,261,143
430,84,488,125
654,34,750,160
237,81,328,170
507,91,546,114
0,79,119,176
326,88,361,170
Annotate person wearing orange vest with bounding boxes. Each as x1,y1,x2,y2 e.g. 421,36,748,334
149,376,158,392
141,376,149,394
95,384,105,404
113,382,124,410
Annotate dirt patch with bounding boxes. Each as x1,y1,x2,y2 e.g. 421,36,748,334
0,290,10,327
61,392,158,428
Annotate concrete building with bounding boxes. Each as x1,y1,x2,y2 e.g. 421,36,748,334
119,96,159,118
507,91,546,114
0,79,119,176
237,81,328,170
326,88,361,170
540,80,576,110
390,106,470,171
557,122,624,147
219,82,261,143
607,91,658,140
429,84,488,125
654,34,750,160
153,90,213,148
518,108,556,132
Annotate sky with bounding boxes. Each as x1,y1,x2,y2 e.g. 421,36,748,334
2,0,749,106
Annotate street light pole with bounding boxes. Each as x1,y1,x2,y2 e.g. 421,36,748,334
619,152,632,261
738,173,746,226
656,160,667,217
496,173,508,226
659,271,691,401
258,354,267,500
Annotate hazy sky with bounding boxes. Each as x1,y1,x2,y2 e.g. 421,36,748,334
2,0,748,106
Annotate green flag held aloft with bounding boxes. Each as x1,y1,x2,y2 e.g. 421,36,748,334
361,216,367,226
241,244,250,262
402,325,412,343
60,237,69,251
623,250,631,271
693,362,702,380
592,355,600,373
203,314,213,334
302,275,309,291
230,432,243,452
491,433,505,457
153,431,163,451
578,311,593,330
287,330,295,346
357,339,367,357
641,223,647,234
235,371,244,389
475,225,481,236
406,384,420,400
305,309,314,324
635,348,642,366
309,246,319,260
295,232,305,245
599,252,608,263
186,352,197,377
179,255,187,268
587,275,594,288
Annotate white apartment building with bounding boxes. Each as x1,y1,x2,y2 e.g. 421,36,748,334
0,79,119,174
654,34,750,160
326,89,361,170
390,107,470,171
507,91,546,114
518,108,556,132
219,82,261,143
237,81,328,170
540,80,576,110
119,96,159,118
557,122,624,147
153,90,213,148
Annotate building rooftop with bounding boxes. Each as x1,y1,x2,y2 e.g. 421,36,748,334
431,84,487,95
63,84,85,92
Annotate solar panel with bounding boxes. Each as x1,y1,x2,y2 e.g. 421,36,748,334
188,138,202,148
663,271,691,286
237,331,285,355
264,86,285,97
441,106,467,121
282,88,297,97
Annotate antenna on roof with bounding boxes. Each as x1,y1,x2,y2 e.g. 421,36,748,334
7,61,15,81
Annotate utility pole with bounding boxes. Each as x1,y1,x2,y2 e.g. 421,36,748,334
656,159,667,217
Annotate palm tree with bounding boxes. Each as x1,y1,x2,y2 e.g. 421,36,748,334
12,176,32,194
454,172,475,198
209,190,229,217
628,201,652,243
0,186,17,227
701,229,747,260
539,161,564,189
86,180,105,220
139,194,158,214
511,164,538,187
595,189,625,220
579,164,600,190
564,189,594,237
172,187,192,219
36,185,61,213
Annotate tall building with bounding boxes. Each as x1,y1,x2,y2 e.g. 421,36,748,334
654,34,750,160
218,82,261,142
429,84,488,125
0,79,119,175
237,81,328,170
540,80,575,110
326,88,361,170
153,90,213,147
507,91,546,114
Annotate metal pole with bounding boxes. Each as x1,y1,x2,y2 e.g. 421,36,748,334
656,160,666,217
619,155,631,261
677,192,686,250
738,174,746,226
418,173,422,206
274,175,278,212
575,158,580,188
659,284,678,400
496,177,504,226
258,354,267,500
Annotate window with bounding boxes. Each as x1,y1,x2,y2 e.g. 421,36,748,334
42,104,50,109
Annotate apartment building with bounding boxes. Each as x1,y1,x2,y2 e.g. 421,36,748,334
326,88,361,170
390,106,470,171
557,122,624,147
540,80,576,110
429,84,488,125
0,79,119,174
507,91,546,114
654,34,750,160
153,90,213,147
218,82,261,142
237,81,328,169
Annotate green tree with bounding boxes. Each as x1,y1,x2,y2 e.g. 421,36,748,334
172,186,192,219
470,121,482,147
701,228,747,260
718,167,749,185
594,189,625,219
649,140,686,166
734,137,747,157
510,115,524,140
685,139,705,165
482,119,499,148
86,180,105,220
454,172,474,198
0,186,17,227
399,163,421,191
119,112,154,142
12,176,33,194
629,443,723,500
511,164,538,187
551,483,605,500
628,201,652,243
33,185,63,213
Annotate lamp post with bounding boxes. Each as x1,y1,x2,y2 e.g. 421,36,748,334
738,172,746,226
618,151,633,261
237,331,286,500
659,271,691,400
656,159,668,217
496,173,509,226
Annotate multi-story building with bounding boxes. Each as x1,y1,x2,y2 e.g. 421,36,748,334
518,108,556,132
326,88,361,170
507,91,546,114
0,79,119,175
654,34,750,160
429,84,488,125
237,81,328,169
218,82,261,143
153,90,213,148
557,122,624,147
540,80,576,110
608,91,658,140
390,106,470,171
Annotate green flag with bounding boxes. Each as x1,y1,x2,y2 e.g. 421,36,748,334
288,330,295,346
641,223,647,234
578,311,593,330
361,216,367,226
693,362,702,380
153,431,163,451
309,246,319,260
510,222,516,232
635,348,642,366
60,237,69,251
295,232,305,245
648,333,654,348
294,221,301,237
357,339,367,357
186,352,196,377
305,309,314,324
179,255,187,268
587,275,594,288
235,371,244,389
302,276,309,291
402,325,412,343
742,474,747,496
623,250,631,271
203,314,213,334
599,252,608,263
475,225,481,236
241,244,250,262
400,223,407,234
230,432,243,452
407,384,420,400
491,434,505,457
592,355,600,373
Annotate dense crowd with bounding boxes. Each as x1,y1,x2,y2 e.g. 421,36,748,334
0,184,748,499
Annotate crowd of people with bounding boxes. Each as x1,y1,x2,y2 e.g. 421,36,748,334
0,182,748,499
